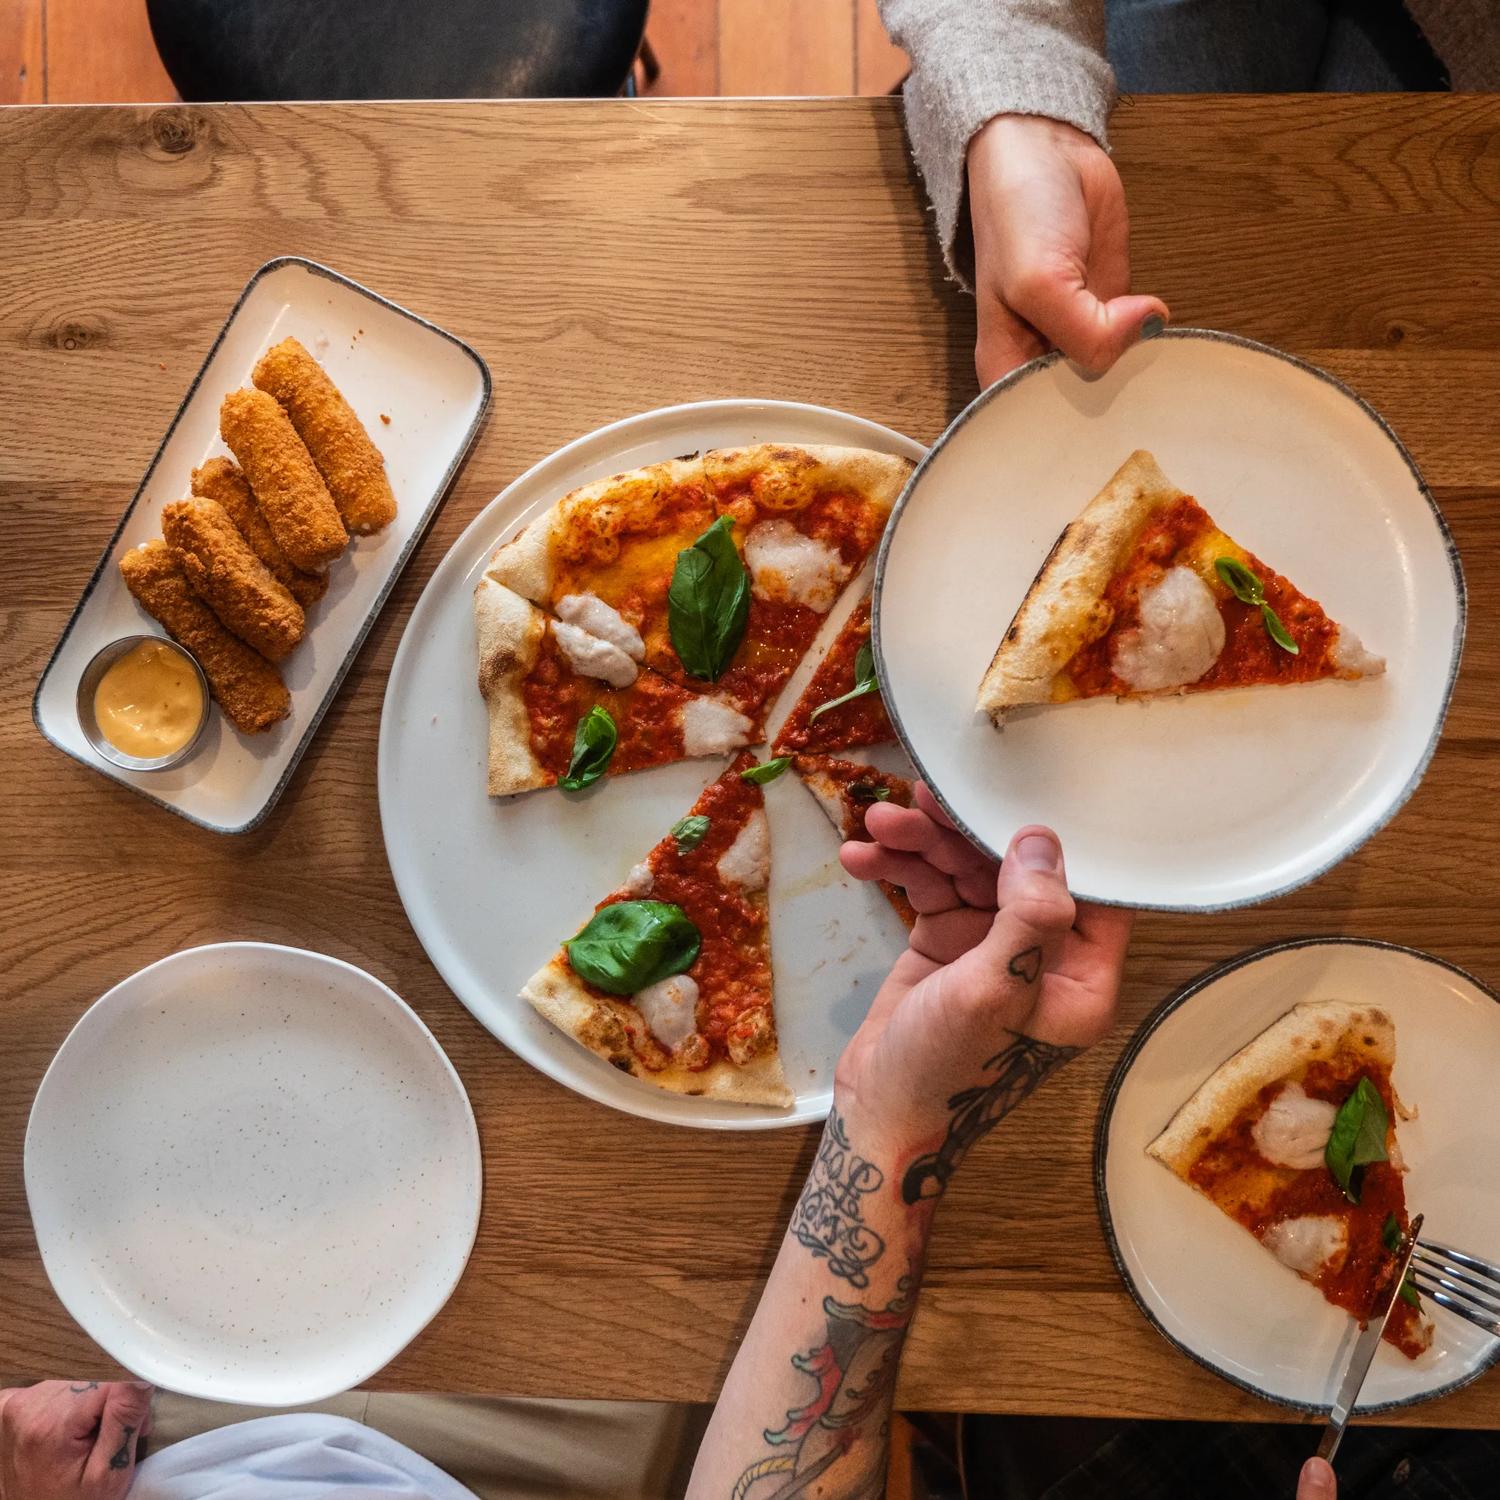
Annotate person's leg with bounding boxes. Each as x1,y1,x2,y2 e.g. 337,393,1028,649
1106,0,1328,92
1318,0,1450,89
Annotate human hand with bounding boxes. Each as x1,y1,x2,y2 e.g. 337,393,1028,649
0,1381,152,1500
833,786,1132,1188
967,113,1169,384
1297,1457,1336,1499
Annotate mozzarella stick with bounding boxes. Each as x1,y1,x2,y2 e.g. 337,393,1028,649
220,388,348,572
119,540,290,734
192,457,329,608
162,498,305,662
253,337,397,535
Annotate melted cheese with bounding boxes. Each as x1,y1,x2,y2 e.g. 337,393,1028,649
1253,1083,1337,1170
1262,1215,1348,1277
743,520,846,612
633,973,699,1051
1332,625,1385,677
717,809,770,891
622,862,654,897
680,696,753,757
1111,565,1226,692
556,593,644,661
552,620,639,689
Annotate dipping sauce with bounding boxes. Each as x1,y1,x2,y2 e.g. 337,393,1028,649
93,640,205,759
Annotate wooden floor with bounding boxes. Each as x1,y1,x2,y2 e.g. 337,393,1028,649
0,0,908,104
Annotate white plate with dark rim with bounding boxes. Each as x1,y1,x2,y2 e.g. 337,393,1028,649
25,943,482,1406
378,400,921,1130
1096,937,1500,1413
33,257,490,835
873,329,1464,912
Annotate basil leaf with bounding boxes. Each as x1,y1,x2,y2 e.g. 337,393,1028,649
671,814,711,853
1381,1213,1403,1254
1325,1076,1390,1203
1214,556,1264,605
668,516,751,682
559,705,617,790
1399,1277,1421,1310
807,641,880,725
564,900,701,996
740,756,792,785
1260,602,1300,655
849,782,891,803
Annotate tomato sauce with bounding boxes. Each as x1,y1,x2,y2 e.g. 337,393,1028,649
774,599,893,754
1066,497,1342,698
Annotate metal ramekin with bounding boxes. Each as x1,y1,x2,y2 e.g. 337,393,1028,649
76,635,210,772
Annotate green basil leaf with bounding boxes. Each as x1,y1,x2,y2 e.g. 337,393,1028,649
564,900,701,996
671,814,711,853
1260,602,1300,655
559,705,617,790
1381,1213,1403,1254
668,516,751,682
740,755,792,785
807,641,881,725
1399,1276,1421,1310
849,782,891,803
1214,556,1265,606
1325,1076,1390,1204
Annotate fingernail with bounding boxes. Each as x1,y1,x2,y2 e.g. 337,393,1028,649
1140,313,1166,341
1016,833,1060,871
1299,1458,1335,1498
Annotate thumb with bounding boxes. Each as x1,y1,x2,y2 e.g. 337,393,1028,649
84,1382,152,1491
1008,262,1168,376
1298,1457,1337,1500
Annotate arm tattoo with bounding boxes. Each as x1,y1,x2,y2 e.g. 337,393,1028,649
730,1277,914,1500
901,1033,1080,1203
789,1109,886,1287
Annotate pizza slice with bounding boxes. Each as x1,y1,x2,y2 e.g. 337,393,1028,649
1148,1000,1433,1359
475,574,757,796
773,596,895,756
794,753,916,929
521,752,790,1105
977,451,1384,723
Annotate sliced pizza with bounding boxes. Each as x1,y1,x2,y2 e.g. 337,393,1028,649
521,752,790,1106
1148,1000,1432,1359
794,753,916,929
977,451,1384,723
773,596,895,756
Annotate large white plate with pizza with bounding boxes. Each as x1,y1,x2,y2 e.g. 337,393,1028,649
1097,938,1500,1413
378,400,925,1128
874,329,1464,912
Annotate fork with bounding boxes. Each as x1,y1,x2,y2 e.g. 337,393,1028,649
1411,1240,1500,1338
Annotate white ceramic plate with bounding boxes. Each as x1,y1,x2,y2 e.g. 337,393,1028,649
874,330,1464,911
378,400,922,1130
1097,938,1500,1413
33,257,491,834
25,943,482,1406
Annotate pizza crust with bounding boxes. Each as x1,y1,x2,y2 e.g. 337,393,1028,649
522,957,793,1108
1147,999,1396,1179
705,443,912,519
473,574,549,796
976,450,1184,721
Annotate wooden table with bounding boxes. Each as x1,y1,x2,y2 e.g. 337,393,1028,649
3,96,1499,1425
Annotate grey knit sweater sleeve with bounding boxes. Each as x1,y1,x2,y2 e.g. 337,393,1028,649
879,0,1115,287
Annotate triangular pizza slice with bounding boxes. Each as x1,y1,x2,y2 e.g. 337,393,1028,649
1148,1000,1432,1359
977,451,1384,723
521,752,790,1106
793,753,916,930
773,595,895,756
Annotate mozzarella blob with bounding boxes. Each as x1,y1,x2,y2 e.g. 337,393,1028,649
555,593,645,659
1262,1214,1348,1277
551,593,645,688
1111,565,1226,692
622,862,654,897
1253,1082,1338,1170
717,809,770,891
743,520,847,612
1332,625,1385,677
681,696,753,757
633,973,700,1051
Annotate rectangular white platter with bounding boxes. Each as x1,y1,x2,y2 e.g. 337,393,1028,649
33,257,491,834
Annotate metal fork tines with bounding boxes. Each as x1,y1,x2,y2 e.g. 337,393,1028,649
1411,1241,1500,1338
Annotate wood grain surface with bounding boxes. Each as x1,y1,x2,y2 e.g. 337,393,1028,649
3,96,1499,1425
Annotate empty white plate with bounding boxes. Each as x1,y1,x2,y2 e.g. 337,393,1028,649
1097,938,1500,1413
874,330,1464,911
25,943,482,1406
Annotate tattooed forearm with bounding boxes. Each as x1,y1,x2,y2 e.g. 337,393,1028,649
901,1034,1080,1203
789,1109,886,1287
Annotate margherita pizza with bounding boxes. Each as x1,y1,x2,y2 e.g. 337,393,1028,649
977,451,1384,722
1149,1000,1432,1358
521,752,791,1105
773,597,894,756
794,753,916,929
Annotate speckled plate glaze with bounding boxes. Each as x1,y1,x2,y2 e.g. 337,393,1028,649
1097,939,1500,1413
25,943,482,1405
874,330,1464,911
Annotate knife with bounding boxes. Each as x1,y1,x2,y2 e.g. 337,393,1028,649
1317,1212,1423,1463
